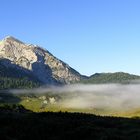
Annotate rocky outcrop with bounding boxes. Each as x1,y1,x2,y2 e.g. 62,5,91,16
0,36,81,84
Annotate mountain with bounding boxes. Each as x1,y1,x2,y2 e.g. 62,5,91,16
0,36,82,86
0,36,140,89
81,72,140,84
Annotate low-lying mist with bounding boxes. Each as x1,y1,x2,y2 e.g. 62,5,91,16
8,84,140,113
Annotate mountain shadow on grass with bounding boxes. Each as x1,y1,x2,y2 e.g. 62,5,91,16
1,110,140,140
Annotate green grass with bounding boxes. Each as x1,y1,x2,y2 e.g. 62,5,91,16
19,97,140,118
2,92,140,118
1,105,140,140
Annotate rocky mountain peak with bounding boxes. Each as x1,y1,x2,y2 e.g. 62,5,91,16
3,36,24,44
0,36,82,84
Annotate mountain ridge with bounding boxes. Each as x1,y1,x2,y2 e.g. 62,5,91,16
81,72,140,84
0,36,140,88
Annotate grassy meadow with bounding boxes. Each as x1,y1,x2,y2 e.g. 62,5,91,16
1,90,140,118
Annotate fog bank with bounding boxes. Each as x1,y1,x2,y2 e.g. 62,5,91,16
8,84,140,111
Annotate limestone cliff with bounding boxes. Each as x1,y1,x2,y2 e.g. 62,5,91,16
0,36,81,84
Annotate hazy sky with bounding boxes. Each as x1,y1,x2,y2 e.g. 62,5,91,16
0,0,140,76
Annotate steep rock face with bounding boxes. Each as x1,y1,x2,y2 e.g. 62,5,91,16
0,36,81,84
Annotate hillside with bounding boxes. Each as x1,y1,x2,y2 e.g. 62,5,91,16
0,59,39,89
1,104,140,140
81,72,140,84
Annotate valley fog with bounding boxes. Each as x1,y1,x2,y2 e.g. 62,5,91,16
9,84,140,112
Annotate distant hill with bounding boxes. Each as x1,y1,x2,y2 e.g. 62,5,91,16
81,72,140,84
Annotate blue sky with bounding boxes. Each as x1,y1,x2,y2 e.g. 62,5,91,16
0,0,140,76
